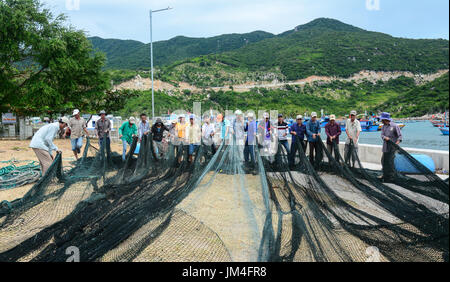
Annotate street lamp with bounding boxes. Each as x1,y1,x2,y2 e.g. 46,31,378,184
150,7,173,120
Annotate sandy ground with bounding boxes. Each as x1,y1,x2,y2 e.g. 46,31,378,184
0,138,123,202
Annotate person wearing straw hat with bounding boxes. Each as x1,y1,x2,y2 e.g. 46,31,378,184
151,118,170,159
64,109,89,160
380,112,403,183
30,117,69,176
306,112,321,166
325,114,341,159
95,110,112,159
119,117,138,161
289,115,307,168
345,110,362,166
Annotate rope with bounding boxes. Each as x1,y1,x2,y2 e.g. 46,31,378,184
0,161,41,190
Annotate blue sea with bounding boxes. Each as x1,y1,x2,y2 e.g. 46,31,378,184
322,121,449,151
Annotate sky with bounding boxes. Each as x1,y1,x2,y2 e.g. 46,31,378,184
43,0,449,43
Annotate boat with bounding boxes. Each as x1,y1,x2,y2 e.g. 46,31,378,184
360,120,379,132
440,127,449,136
320,117,330,129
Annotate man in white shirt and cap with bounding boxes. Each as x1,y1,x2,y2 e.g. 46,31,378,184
30,117,69,176
345,110,362,166
64,109,89,160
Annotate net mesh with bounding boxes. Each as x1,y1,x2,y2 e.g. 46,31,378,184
0,128,448,262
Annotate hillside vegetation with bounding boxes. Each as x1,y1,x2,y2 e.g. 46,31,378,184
90,31,274,70
118,75,437,118
91,18,449,84
377,73,449,117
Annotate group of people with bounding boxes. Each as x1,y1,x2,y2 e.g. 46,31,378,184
29,108,403,183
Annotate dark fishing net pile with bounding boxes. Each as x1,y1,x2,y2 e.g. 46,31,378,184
0,130,448,262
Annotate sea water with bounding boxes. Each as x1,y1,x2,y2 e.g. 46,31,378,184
321,121,449,151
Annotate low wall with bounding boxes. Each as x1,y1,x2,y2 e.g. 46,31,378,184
335,143,449,172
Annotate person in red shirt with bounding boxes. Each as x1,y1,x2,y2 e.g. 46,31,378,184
325,115,342,159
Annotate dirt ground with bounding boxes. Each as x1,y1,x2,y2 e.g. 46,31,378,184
0,138,123,202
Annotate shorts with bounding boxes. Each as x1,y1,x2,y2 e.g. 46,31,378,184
71,137,83,151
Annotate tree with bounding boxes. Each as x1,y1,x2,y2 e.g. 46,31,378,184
0,0,110,117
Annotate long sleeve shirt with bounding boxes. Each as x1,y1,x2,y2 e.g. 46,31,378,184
95,118,111,139
306,120,321,143
290,123,307,143
325,122,342,145
245,121,257,145
381,122,403,153
151,124,169,142
138,121,151,140
29,122,60,154
119,122,138,144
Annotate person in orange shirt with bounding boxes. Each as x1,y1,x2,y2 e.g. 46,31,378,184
175,115,188,163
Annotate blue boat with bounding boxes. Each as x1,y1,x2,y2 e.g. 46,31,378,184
440,127,449,136
360,120,379,132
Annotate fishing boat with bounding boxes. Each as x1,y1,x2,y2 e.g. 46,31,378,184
360,120,379,132
320,117,330,128
440,127,449,136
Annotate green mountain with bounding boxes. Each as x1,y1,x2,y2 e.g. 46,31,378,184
89,31,274,69
91,18,449,82
376,73,449,117
215,18,449,80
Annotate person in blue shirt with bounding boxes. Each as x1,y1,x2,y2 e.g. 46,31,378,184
289,115,307,167
244,112,258,166
306,112,321,166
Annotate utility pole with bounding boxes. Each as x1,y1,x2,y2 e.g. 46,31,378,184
150,7,173,120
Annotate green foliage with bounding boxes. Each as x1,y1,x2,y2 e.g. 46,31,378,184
377,73,449,117
0,0,110,117
89,31,274,70
216,18,449,80
117,75,435,118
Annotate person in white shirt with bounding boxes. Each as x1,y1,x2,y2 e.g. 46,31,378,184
202,116,216,155
30,117,69,175
345,111,362,166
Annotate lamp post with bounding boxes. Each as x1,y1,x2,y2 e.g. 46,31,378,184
150,7,173,120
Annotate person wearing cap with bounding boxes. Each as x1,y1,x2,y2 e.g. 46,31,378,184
138,113,151,142
244,112,258,166
119,117,138,161
175,115,188,144
258,113,273,155
202,116,216,155
306,112,321,166
64,109,89,160
95,110,112,158
30,117,69,176
277,114,290,155
345,111,362,166
289,115,307,167
380,112,403,182
186,115,201,163
151,118,170,159
325,115,342,159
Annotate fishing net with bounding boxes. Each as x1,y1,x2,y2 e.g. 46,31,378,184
0,123,448,262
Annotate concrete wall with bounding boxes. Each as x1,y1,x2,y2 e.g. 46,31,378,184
336,142,449,172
